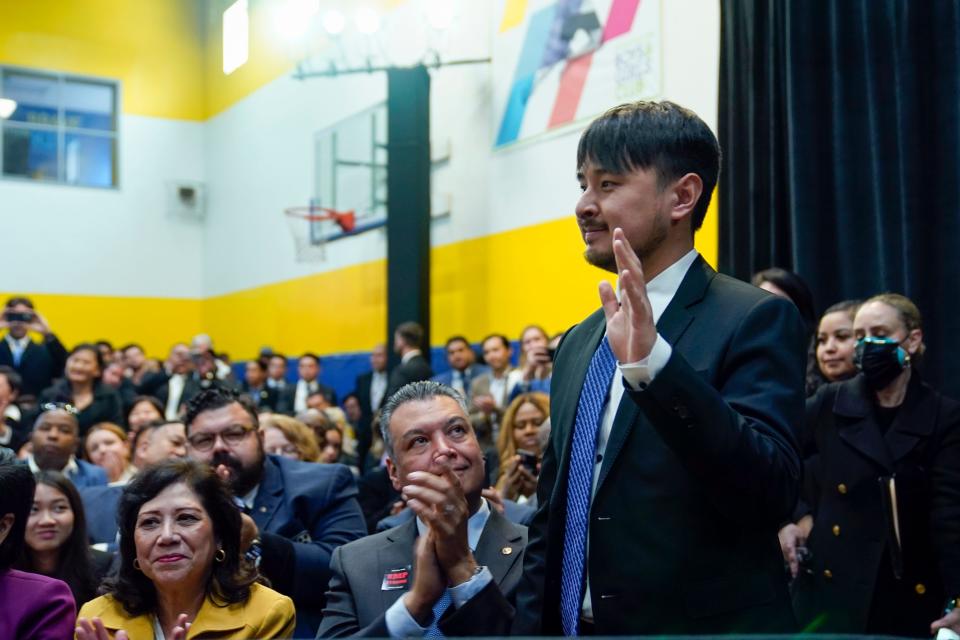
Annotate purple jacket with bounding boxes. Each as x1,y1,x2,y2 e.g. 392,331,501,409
0,569,76,640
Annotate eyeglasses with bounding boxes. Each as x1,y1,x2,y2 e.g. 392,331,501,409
187,425,254,451
40,402,79,415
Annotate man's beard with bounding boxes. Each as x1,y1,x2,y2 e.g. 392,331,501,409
583,216,669,273
34,445,70,472
211,449,265,497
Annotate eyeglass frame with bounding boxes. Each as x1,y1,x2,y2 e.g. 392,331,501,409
186,423,257,452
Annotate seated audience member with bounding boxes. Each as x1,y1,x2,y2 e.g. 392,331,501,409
509,325,552,401
26,406,107,488
241,358,279,412
386,322,434,400
354,344,389,472
318,422,344,464
190,333,233,380
0,365,28,453
280,353,336,415
431,336,489,401
82,420,187,547
260,414,321,462
39,343,123,436
267,353,289,390
807,300,861,395
307,389,332,410
14,471,112,608
781,293,960,636
0,297,68,398
752,267,818,333
94,341,115,367
100,360,137,414
184,388,366,637
125,395,164,440
342,393,363,428
84,422,135,485
120,343,153,386
0,453,77,640
470,334,523,447
318,381,528,637
76,459,295,639
495,393,549,504
136,343,194,420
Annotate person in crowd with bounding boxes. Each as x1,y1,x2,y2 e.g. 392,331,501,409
807,300,861,395
354,344,389,471
318,422,344,464
495,393,549,504
342,393,363,428
190,333,233,381
101,360,137,415
82,420,187,548
184,387,366,636
279,353,336,415
14,471,112,608
120,343,154,386
781,293,960,636
260,414,321,462
510,325,553,401
752,267,818,333
431,336,489,401
241,358,279,412
386,322,433,400
38,343,123,436
26,406,107,488
75,459,295,639
267,353,289,391
84,422,135,485
516,101,806,635
470,334,523,448
0,452,77,640
137,343,194,420
125,395,165,441
0,365,28,453
0,297,68,399
307,389,332,410
318,381,528,637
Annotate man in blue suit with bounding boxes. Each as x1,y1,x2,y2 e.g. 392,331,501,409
25,406,106,488
184,387,366,637
430,336,489,403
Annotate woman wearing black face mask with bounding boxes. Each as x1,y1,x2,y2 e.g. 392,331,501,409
779,293,960,637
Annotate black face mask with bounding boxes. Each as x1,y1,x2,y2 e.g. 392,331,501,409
854,337,910,390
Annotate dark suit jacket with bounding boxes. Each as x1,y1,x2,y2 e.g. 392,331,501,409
431,364,490,401
277,380,337,415
252,455,366,638
240,383,279,412
136,372,235,418
0,333,68,397
354,371,386,471
793,373,960,635
515,257,806,635
318,507,527,637
80,484,122,546
38,380,123,436
386,354,433,400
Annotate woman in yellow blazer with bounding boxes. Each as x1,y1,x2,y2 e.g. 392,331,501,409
75,459,295,639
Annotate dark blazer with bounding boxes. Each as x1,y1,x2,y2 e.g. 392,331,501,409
317,507,527,637
136,372,234,418
38,379,123,436
354,371,384,472
386,354,433,400
80,484,122,546
252,455,366,638
29,457,108,489
277,380,337,415
0,333,68,398
376,498,535,532
240,383,279,412
515,257,806,635
793,373,960,635
431,364,491,401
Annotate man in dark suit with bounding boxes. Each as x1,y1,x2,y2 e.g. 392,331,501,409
25,407,107,489
386,322,433,401
431,336,489,402
0,297,68,398
318,381,527,638
354,343,389,470
240,359,278,412
278,352,336,415
514,101,807,635
184,387,366,637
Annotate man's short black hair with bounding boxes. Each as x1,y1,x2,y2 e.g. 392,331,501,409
269,352,287,362
300,352,320,365
246,359,267,372
576,100,721,232
395,322,424,350
481,334,511,350
445,336,470,349
4,296,33,309
184,388,258,434
0,366,22,395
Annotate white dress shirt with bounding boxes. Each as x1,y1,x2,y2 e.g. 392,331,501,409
294,379,320,413
370,371,388,412
581,248,699,620
165,373,186,420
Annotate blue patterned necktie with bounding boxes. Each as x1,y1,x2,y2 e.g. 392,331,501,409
560,336,617,636
424,589,452,638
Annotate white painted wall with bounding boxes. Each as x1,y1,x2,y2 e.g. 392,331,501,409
0,114,206,298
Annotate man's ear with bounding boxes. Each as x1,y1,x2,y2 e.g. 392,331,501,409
668,173,704,223
386,456,402,492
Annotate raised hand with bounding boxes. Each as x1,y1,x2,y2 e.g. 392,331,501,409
76,617,129,640
599,228,657,363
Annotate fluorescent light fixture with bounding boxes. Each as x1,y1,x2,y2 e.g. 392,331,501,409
276,0,320,41
355,7,381,34
223,0,249,75
322,9,346,35
0,98,16,119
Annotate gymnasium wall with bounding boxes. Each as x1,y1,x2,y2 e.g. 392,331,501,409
0,0,719,364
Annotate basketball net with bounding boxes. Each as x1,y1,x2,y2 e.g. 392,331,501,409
283,206,356,262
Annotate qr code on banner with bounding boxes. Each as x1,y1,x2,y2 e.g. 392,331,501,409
615,38,656,100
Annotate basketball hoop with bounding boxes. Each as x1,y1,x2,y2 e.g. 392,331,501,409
283,205,356,262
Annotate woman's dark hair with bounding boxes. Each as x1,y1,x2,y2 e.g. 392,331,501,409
14,471,97,605
102,459,256,615
804,299,862,396
0,452,35,570
126,395,164,427
68,343,105,379
751,268,817,332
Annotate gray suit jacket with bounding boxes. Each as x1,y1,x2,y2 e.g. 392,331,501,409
317,507,527,637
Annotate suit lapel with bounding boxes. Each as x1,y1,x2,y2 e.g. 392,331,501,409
251,458,285,530
473,509,524,586
378,519,418,612
835,378,894,471
885,374,935,463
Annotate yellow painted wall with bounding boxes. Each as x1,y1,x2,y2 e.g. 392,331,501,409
0,0,206,120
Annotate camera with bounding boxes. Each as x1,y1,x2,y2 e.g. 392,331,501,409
517,449,539,476
3,311,33,323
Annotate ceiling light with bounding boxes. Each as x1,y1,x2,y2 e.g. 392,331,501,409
322,9,346,35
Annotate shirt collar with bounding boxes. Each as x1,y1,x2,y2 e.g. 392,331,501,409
27,454,79,476
416,497,491,551
619,249,699,323
4,334,29,350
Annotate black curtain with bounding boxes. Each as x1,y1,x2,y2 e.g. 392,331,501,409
719,0,960,396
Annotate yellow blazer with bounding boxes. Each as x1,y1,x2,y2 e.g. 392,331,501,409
76,582,295,639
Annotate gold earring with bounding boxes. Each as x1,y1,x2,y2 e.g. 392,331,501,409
133,559,141,571
215,548,226,563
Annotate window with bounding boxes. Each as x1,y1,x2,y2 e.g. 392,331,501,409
0,68,118,188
